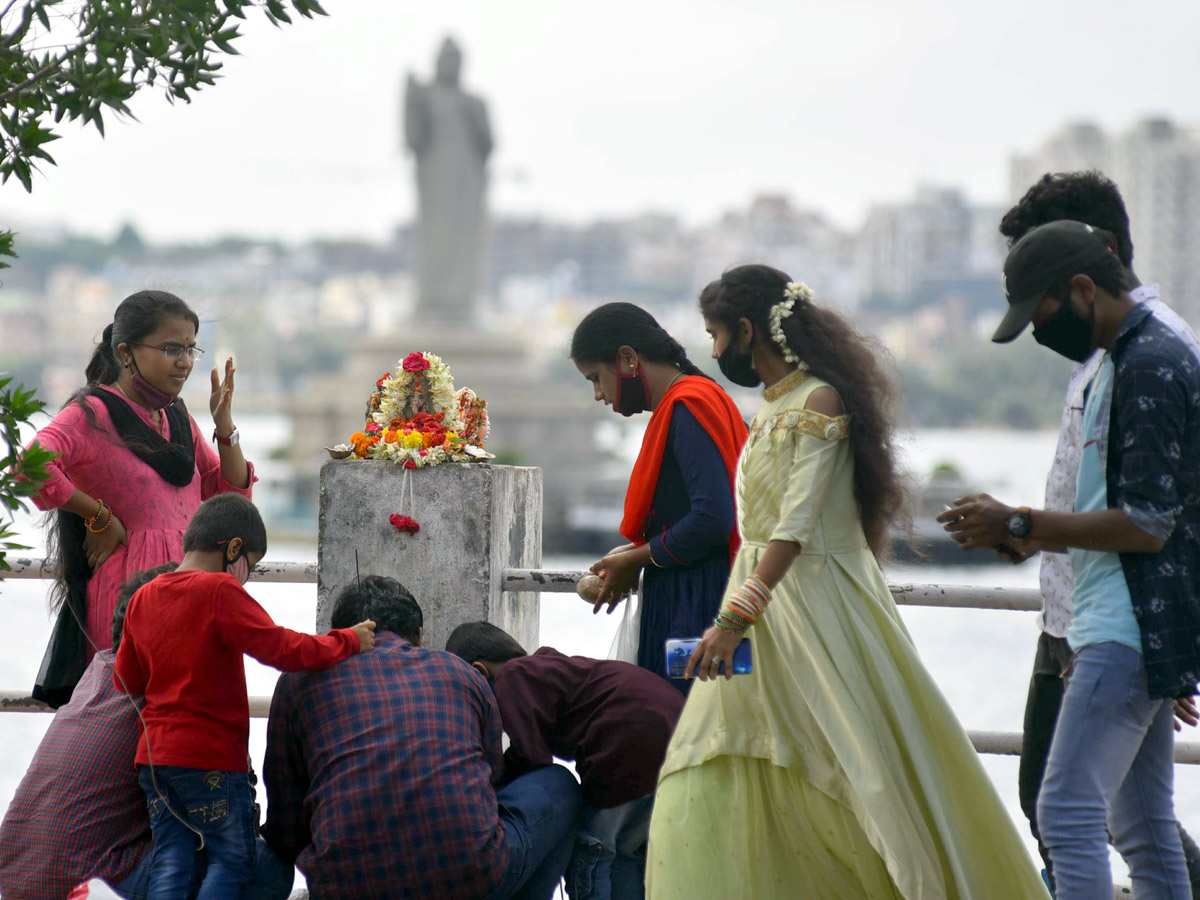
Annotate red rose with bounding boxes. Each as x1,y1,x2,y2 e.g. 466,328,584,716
403,460,418,469
365,422,382,435
402,353,431,373
376,372,391,388
389,513,420,534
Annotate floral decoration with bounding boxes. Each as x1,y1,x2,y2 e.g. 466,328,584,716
389,513,420,535
402,352,431,373
343,350,491,469
769,281,814,370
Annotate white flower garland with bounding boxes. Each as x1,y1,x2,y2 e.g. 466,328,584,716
350,351,494,469
372,352,466,434
769,282,813,369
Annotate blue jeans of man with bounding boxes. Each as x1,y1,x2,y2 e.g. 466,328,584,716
565,794,653,900
1037,641,1190,899
113,835,295,900
137,765,259,900
489,764,583,900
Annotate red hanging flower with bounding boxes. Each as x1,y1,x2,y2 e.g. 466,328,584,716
403,459,418,470
402,352,431,373
376,372,392,388
389,513,420,535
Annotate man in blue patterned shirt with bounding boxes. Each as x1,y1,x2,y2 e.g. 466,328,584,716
261,576,581,899
996,171,1200,896
941,219,1200,899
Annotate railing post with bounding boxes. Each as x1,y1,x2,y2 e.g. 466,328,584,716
315,460,543,651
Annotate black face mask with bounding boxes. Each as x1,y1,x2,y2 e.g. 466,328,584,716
616,360,650,416
718,329,760,388
1033,300,1095,363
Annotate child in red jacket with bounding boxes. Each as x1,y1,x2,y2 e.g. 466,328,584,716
115,494,375,899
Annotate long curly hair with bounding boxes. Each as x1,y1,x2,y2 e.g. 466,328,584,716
699,264,910,558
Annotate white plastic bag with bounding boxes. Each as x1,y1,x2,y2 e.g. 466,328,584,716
607,585,642,664
68,880,123,899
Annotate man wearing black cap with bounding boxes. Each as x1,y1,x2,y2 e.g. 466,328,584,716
994,172,1200,896
940,219,1200,899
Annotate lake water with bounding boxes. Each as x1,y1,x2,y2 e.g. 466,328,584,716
1,422,1188,889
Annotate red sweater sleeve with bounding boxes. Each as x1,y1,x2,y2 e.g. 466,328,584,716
215,580,359,672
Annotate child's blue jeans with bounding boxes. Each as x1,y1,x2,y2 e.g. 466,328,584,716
137,765,257,900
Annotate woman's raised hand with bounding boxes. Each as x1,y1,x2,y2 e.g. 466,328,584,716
210,357,236,434
83,513,128,571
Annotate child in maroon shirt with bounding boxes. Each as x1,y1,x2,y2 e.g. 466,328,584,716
115,494,375,899
446,621,684,900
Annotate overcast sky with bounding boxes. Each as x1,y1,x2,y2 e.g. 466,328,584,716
3,0,1198,243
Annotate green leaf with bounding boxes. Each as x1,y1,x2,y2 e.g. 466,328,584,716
0,232,16,270
0,0,331,208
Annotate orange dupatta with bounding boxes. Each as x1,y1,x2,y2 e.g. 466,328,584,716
620,376,748,563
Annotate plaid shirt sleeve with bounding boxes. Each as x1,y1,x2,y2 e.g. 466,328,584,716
262,673,312,867
478,671,505,784
1113,350,1189,541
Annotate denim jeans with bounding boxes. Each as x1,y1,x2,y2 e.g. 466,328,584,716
489,764,583,900
137,765,258,900
565,794,654,900
1037,641,1190,899
112,835,294,900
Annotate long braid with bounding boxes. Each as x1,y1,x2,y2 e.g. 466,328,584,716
667,337,714,381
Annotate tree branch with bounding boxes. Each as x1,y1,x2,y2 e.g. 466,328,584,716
0,47,75,104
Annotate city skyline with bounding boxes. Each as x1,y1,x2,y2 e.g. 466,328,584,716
2,0,1199,242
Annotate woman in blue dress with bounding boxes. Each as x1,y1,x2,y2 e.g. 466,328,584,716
571,302,747,692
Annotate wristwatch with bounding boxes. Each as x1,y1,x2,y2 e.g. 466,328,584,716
213,428,240,447
1006,506,1033,541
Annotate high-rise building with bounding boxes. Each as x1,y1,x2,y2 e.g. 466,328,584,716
1008,122,1111,201
1114,119,1200,321
856,186,978,308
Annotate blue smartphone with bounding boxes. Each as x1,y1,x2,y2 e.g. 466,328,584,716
664,637,752,679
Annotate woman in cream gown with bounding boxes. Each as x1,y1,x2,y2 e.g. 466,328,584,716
646,265,1048,899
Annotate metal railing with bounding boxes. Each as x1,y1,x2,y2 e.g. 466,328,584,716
5,558,1199,765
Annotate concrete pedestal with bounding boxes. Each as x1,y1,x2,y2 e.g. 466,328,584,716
317,460,542,651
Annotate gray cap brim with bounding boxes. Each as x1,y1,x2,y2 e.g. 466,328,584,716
992,294,1042,343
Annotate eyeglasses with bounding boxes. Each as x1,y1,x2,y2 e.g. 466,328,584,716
128,342,205,361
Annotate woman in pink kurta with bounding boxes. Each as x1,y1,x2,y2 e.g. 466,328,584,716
29,290,253,705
